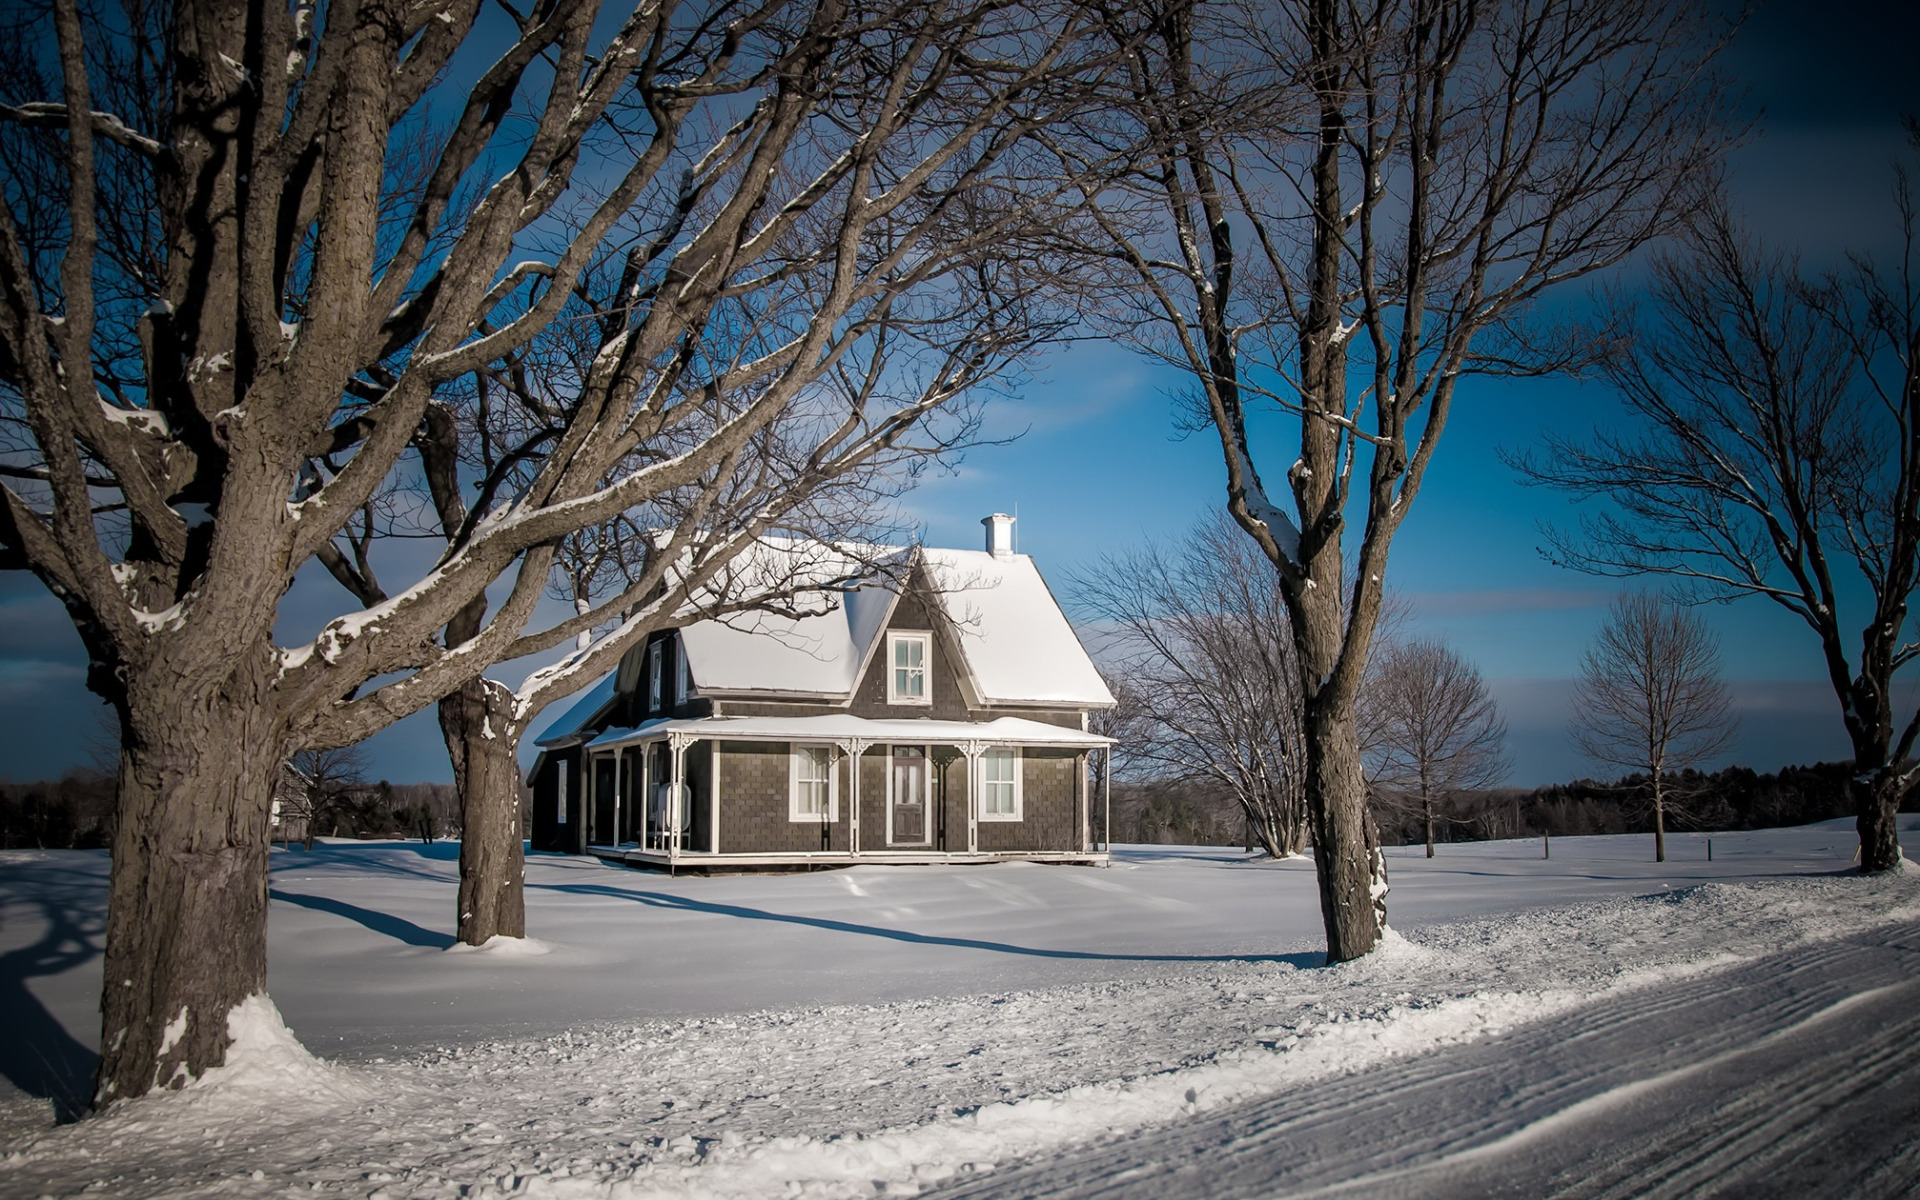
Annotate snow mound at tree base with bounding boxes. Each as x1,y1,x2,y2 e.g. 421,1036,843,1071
185,995,373,1105
447,935,555,956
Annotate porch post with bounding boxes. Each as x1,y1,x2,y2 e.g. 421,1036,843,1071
1077,750,1089,854
848,738,868,857
612,749,623,848
1103,747,1112,862
638,744,651,850
961,740,983,854
668,733,689,864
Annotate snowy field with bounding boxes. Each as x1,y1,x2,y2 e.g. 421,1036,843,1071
2,819,1917,1198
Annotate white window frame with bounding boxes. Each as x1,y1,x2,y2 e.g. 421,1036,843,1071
979,745,1022,821
788,744,838,822
674,639,693,703
647,640,664,711
556,762,570,824
886,630,932,706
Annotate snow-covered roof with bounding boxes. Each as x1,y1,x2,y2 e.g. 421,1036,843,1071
676,579,897,698
535,536,1113,746
679,545,1111,708
586,714,1110,750
920,549,1114,708
533,674,619,747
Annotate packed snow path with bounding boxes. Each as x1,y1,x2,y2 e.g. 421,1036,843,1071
1,820,1916,1197
932,925,1920,1199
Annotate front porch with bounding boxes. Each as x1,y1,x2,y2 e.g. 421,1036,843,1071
575,714,1112,866
585,845,1111,871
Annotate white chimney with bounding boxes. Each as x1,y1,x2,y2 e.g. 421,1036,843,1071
982,512,1016,558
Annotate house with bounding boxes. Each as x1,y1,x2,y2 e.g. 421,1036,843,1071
527,514,1115,869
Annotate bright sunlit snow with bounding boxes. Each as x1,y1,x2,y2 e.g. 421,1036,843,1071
2,819,1916,1198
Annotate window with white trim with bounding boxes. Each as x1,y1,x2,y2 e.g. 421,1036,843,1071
887,631,931,705
674,639,692,703
980,746,1021,820
789,744,837,821
646,641,664,712
556,763,569,824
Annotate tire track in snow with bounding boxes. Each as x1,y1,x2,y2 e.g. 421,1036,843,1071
929,927,1920,1200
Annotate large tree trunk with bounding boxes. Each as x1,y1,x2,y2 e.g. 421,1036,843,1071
439,678,526,945
96,646,279,1106
1844,688,1907,873
1855,777,1902,873
1300,689,1388,962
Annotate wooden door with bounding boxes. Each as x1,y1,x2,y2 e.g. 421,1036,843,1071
889,745,930,846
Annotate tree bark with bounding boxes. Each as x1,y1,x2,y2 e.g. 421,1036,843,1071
1855,777,1902,873
1301,689,1388,962
1652,776,1668,863
438,678,526,945
96,644,278,1105
1842,678,1908,873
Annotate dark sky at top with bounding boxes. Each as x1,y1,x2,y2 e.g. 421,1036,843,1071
1727,0,1918,128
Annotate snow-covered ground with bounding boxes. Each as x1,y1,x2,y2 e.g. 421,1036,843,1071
1,819,1916,1198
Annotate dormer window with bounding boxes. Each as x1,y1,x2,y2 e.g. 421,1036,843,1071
647,640,664,712
674,639,692,703
887,631,930,705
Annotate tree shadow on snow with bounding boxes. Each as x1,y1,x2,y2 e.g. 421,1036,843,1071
269,890,455,949
538,882,1323,968
0,894,102,1123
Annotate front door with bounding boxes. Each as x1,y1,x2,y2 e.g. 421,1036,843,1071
889,745,930,846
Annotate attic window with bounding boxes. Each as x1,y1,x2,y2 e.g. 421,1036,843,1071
647,641,664,712
674,637,692,703
887,631,930,705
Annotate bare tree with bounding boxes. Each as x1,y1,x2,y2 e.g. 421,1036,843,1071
1360,639,1509,857
0,0,1125,1102
1070,517,1308,858
1513,184,1920,872
286,744,372,849
1571,593,1735,862
1068,0,1733,958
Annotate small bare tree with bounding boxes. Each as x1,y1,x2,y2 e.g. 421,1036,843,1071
1572,593,1736,862
1513,181,1920,873
286,744,372,848
1070,517,1308,858
1360,640,1509,858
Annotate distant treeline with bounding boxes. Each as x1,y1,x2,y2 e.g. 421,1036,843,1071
1103,761,1907,851
0,774,465,850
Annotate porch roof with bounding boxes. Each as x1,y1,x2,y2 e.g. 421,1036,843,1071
582,713,1111,752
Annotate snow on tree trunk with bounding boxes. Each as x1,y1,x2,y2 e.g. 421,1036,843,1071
96,644,278,1105
439,679,525,945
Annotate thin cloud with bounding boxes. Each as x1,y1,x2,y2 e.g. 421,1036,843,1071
1409,588,1613,615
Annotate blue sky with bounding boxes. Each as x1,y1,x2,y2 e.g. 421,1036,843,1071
2,0,1915,788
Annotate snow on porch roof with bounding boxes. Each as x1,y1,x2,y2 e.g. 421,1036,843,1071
582,713,1112,751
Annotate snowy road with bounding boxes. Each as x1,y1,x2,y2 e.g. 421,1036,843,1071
932,924,1920,1200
